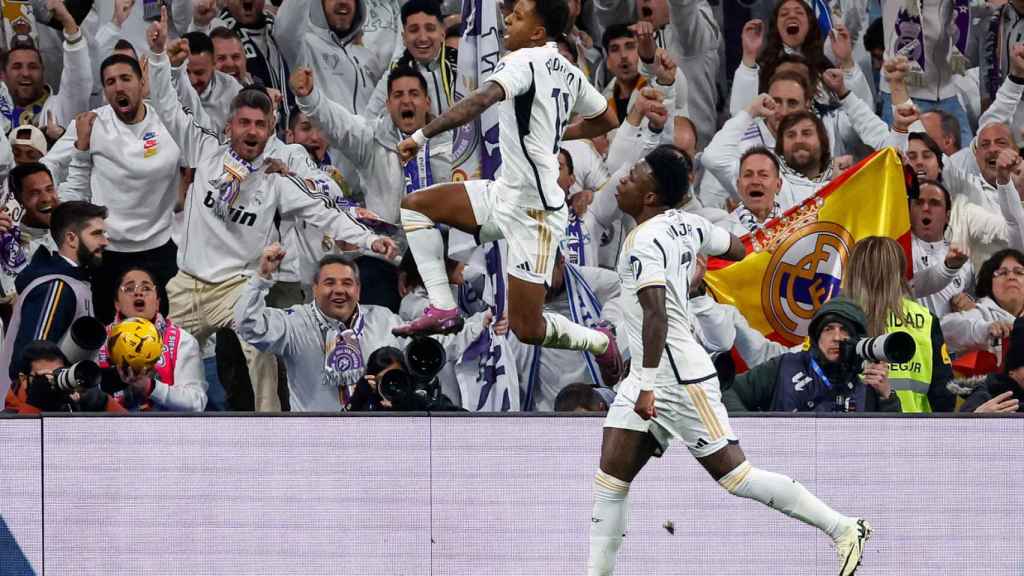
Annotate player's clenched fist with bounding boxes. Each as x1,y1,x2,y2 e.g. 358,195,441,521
290,68,315,98
634,390,657,420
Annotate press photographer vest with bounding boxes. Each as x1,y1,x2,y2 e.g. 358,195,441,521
0,272,93,407
886,299,936,413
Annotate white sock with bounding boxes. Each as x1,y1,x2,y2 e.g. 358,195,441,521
543,313,609,354
401,208,457,310
719,461,851,540
589,471,630,576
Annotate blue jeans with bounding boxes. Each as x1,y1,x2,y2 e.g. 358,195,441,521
880,91,974,151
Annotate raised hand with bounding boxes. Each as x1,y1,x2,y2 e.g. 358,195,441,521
995,148,1021,185
47,0,78,35
1010,43,1024,77
892,101,920,132
821,68,848,99
167,38,190,67
631,21,656,63
830,22,854,68
944,244,968,270
290,68,314,98
43,111,64,143
741,19,764,67
73,111,97,151
258,242,287,279
653,48,676,85
397,137,420,164
883,56,910,84
371,237,400,261
746,93,776,119
146,5,168,54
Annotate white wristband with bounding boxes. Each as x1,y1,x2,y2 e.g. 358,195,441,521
411,129,428,146
639,367,657,391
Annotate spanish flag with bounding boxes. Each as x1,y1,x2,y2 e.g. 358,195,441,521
706,147,911,346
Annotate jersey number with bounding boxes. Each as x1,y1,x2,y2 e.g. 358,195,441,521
551,88,571,152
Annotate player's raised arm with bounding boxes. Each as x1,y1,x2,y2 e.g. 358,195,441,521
701,222,747,262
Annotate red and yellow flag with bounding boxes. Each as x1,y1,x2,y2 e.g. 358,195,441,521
706,147,911,346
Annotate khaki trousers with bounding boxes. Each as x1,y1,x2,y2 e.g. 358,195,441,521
167,272,280,412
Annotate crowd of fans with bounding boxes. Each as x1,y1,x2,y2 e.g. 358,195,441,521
0,0,1021,415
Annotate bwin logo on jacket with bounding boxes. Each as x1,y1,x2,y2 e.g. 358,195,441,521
202,191,257,226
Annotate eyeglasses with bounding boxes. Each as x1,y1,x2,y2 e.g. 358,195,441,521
119,282,156,294
993,267,1024,278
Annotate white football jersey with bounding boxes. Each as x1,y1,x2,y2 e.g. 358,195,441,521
487,42,608,210
617,210,733,383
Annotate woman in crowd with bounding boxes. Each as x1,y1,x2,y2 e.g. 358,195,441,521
841,237,956,412
941,249,1024,356
99,266,208,411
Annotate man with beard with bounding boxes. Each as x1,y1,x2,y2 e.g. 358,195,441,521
292,66,451,226
363,0,458,120
0,163,61,301
57,54,183,325
0,200,108,407
147,10,397,411
0,0,91,135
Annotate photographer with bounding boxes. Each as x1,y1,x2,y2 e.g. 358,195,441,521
722,298,902,413
235,244,483,412
0,201,107,408
4,340,123,413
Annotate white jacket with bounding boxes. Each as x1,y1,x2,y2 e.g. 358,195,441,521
910,234,975,318
940,297,1017,355
149,51,374,283
297,84,452,225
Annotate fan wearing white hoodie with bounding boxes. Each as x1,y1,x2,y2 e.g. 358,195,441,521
146,13,397,411
58,53,183,324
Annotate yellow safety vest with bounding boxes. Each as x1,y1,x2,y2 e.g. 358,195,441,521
886,299,942,413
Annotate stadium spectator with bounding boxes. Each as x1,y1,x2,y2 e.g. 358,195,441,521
5,340,124,413
0,201,107,405
721,146,784,236
8,124,48,165
919,110,961,156
364,0,458,119
722,297,900,413
960,319,1024,413
273,0,377,198
217,0,288,97
841,236,955,413
60,54,182,324
594,0,721,147
146,14,395,411
877,0,977,147
0,163,61,288
941,249,1024,356
209,27,252,85
236,247,468,411
558,148,603,267
0,1,91,135
171,31,244,135
731,1,872,115
907,178,976,318
292,66,451,225
97,266,208,412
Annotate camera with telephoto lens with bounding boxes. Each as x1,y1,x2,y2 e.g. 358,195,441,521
378,337,457,411
49,360,101,392
839,331,916,369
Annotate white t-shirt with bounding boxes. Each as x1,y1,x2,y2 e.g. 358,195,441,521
487,42,607,210
617,209,731,383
